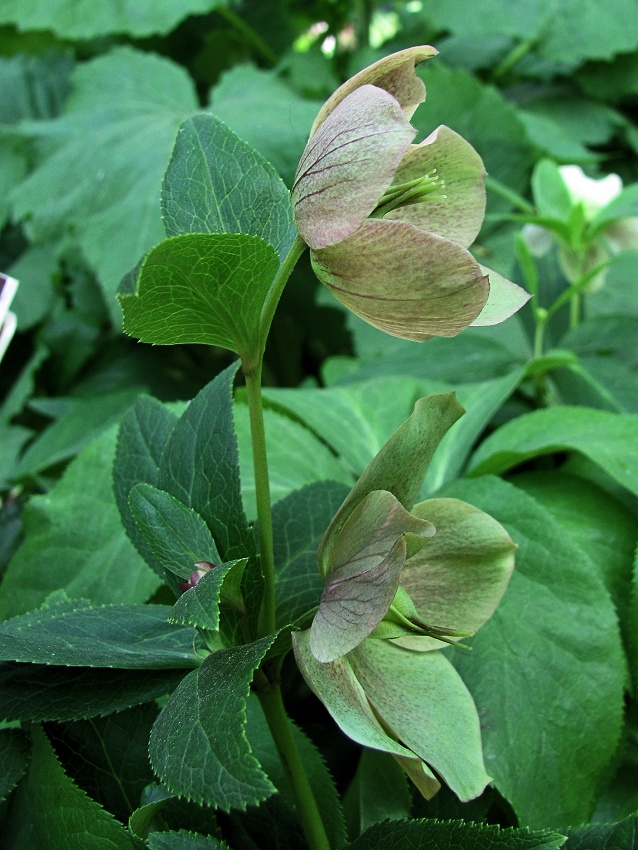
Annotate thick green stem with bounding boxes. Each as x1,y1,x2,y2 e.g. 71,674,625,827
243,232,329,848
259,685,332,850
491,37,535,81
244,364,277,638
569,291,581,329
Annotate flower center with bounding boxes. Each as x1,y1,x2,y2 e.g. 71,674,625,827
372,169,447,218
384,586,473,648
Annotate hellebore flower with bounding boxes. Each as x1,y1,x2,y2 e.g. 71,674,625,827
292,394,516,801
291,47,529,340
524,162,638,292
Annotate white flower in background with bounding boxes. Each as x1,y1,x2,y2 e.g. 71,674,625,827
523,162,638,292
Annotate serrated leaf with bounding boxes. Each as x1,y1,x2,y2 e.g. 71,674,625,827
161,112,296,265
564,811,638,849
48,704,157,823
148,831,230,850
129,484,222,595
468,406,638,498
11,48,199,323
120,234,279,365
444,476,626,827
0,662,185,722
114,395,179,581
170,559,248,630
271,480,351,627
149,635,276,810
209,64,321,186
0,0,227,38
346,818,565,850
0,426,160,620
13,726,134,849
158,363,254,562
0,601,199,669
0,727,30,802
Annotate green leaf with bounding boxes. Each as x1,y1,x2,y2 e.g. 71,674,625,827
158,363,254,562
170,559,248,631
428,0,638,65
48,704,157,823
531,159,573,222
114,395,179,581
553,357,638,413
161,112,296,266
7,244,58,331
0,727,30,802
564,811,638,850
209,64,321,186
271,480,350,627
0,662,185,722
149,635,277,810
0,599,199,669
0,427,160,620
264,378,433,478
561,315,638,368
592,183,638,232
343,750,411,839
11,48,198,323
346,818,566,850
0,0,227,38
423,370,524,493
511,471,636,643
148,831,230,850
120,233,279,365
444,476,626,827
468,406,638,498
10,726,134,850
129,484,222,589
235,402,353,520
13,390,140,479
245,696,346,849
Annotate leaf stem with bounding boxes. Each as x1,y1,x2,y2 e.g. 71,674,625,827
485,176,535,213
258,235,307,364
258,684,332,850
244,363,277,638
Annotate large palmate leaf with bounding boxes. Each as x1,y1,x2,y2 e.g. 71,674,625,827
444,476,626,827
149,635,277,810
0,0,226,40
0,426,159,620
12,48,199,323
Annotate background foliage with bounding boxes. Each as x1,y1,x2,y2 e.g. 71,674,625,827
1,1,638,848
